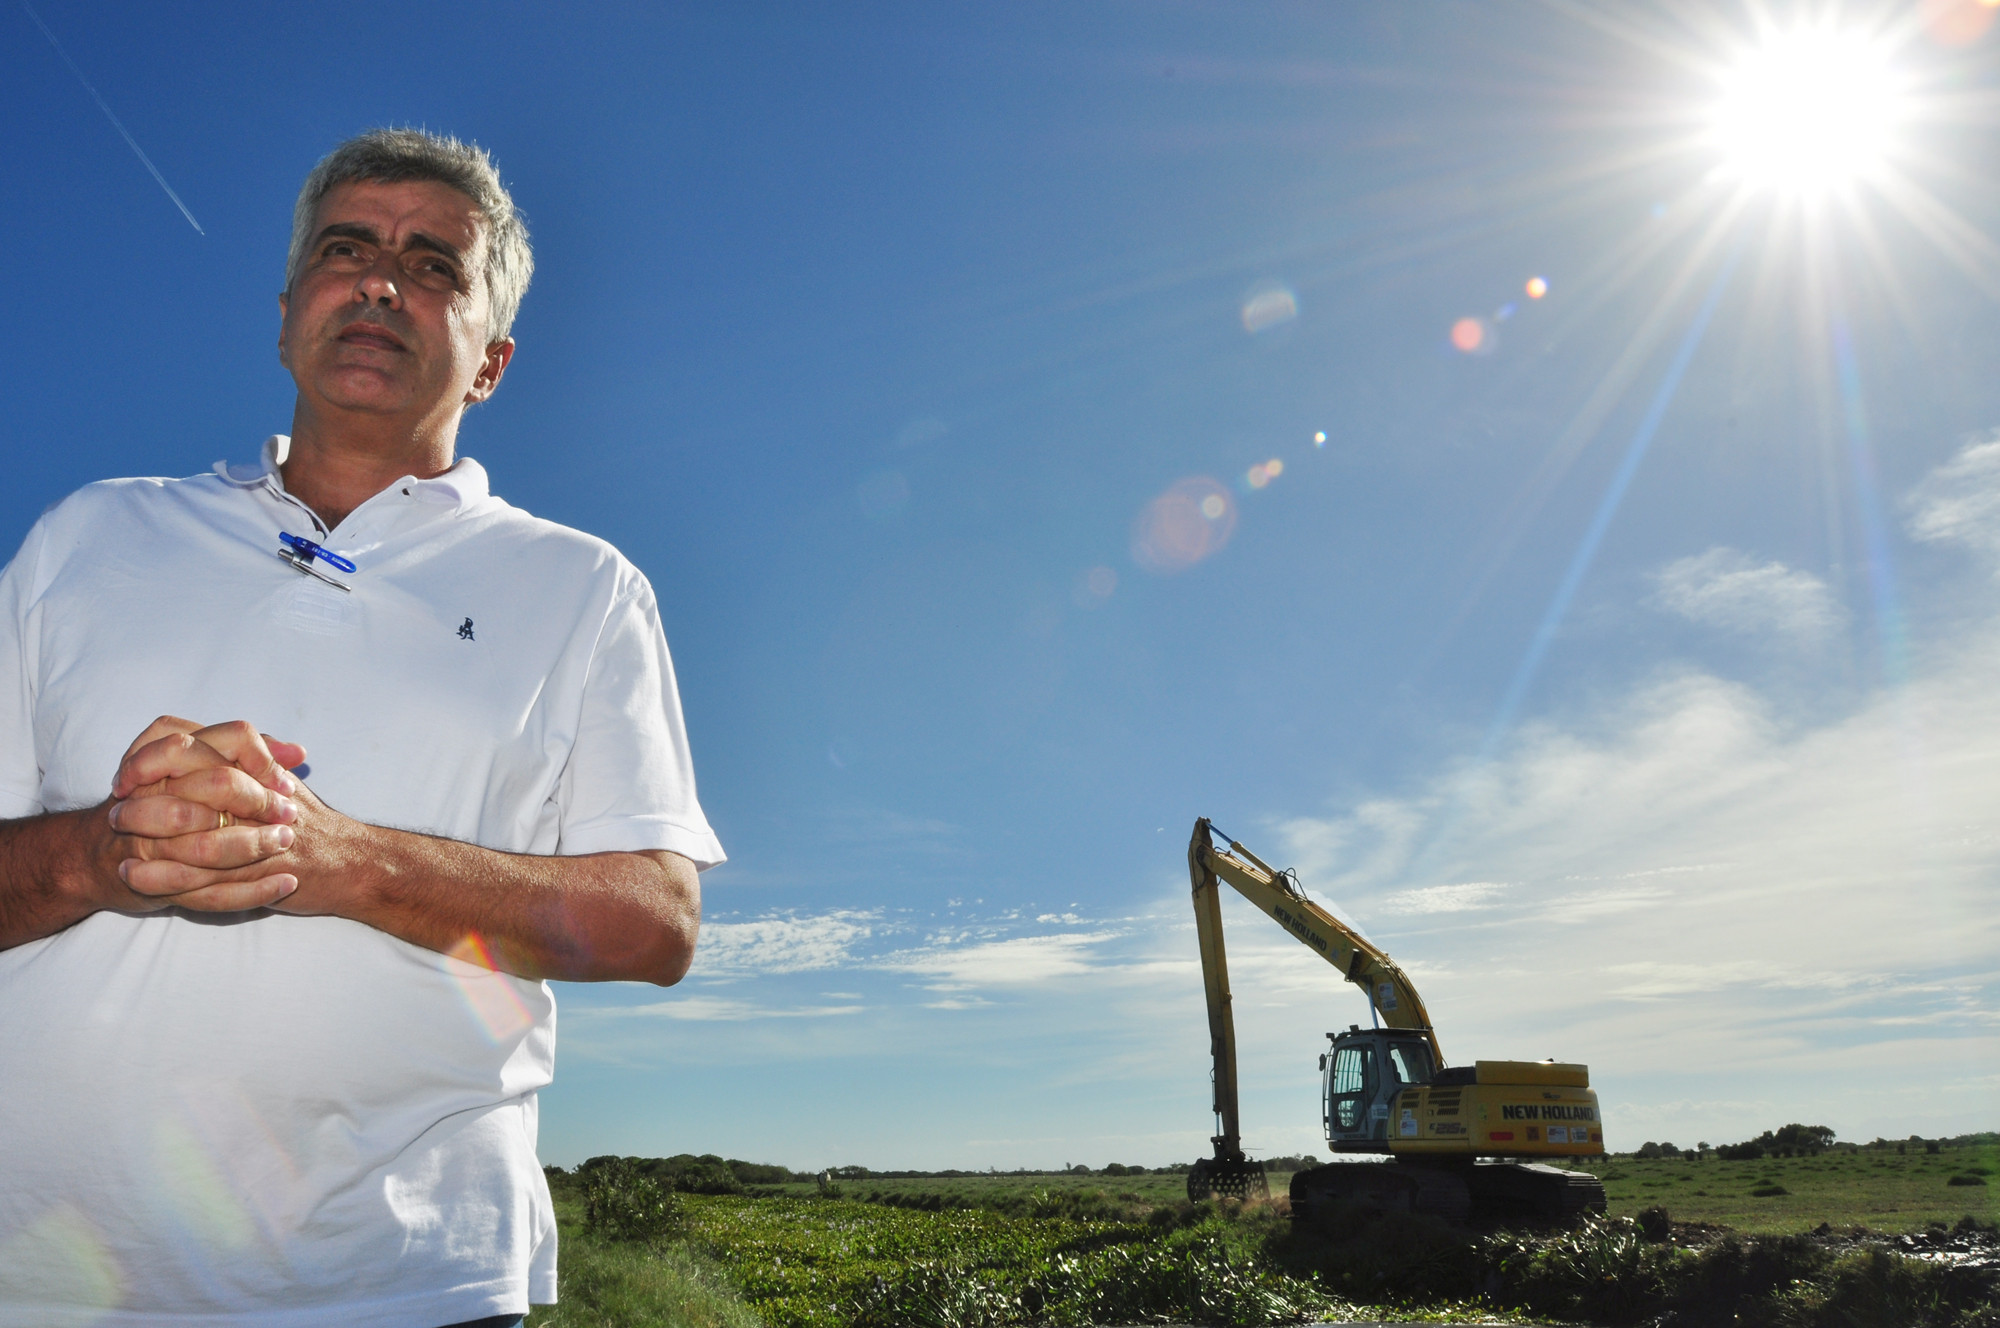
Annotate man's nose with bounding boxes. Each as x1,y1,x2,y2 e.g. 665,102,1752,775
354,257,402,309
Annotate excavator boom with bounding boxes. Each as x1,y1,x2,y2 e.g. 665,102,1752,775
1191,819,1441,1063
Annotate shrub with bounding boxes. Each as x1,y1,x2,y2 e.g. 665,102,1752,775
1669,1233,1829,1320
725,1159,798,1185
1484,1214,1683,1323
1767,1245,1989,1327
657,1153,745,1195
1720,1124,1838,1161
578,1157,683,1244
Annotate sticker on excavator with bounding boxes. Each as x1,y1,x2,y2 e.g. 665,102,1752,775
1400,1109,1418,1137
1376,982,1397,1011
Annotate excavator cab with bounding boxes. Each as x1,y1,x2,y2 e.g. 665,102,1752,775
1321,1027,1435,1148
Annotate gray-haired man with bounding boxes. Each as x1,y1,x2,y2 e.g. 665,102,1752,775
0,129,722,1326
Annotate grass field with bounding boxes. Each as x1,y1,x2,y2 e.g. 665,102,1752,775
1575,1145,2000,1234
754,1147,2000,1238
529,1147,2000,1326
752,1170,1198,1209
530,1180,1352,1328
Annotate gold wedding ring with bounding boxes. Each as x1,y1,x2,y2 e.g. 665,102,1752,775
216,811,234,831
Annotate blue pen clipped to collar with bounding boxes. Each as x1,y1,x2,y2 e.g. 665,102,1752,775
278,531,356,591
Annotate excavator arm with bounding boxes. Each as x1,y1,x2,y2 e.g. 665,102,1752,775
1188,817,1443,1191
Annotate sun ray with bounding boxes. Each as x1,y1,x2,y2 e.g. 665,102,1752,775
1867,164,2000,300
1482,243,1745,752
1410,191,1747,672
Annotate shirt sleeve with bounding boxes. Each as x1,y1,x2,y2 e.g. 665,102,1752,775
0,518,48,820
555,562,725,869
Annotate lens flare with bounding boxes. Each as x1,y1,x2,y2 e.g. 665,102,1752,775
154,1114,257,1252
444,932,536,1043
1922,0,1996,45
1240,285,1299,333
1525,276,1549,299
1246,458,1286,489
1133,477,1237,572
1073,564,1119,607
1450,316,1492,354
1313,431,1327,446
0,1203,123,1309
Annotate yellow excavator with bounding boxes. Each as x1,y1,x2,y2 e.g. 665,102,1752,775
1187,818,1607,1224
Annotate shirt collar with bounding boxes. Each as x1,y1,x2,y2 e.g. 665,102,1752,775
213,435,491,514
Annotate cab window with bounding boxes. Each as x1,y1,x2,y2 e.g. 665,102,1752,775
1329,1044,1376,1132
1387,1041,1433,1086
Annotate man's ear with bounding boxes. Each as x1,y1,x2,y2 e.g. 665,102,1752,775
277,292,290,368
466,338,516,405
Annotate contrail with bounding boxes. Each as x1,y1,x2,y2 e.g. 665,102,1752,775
20,0,204,234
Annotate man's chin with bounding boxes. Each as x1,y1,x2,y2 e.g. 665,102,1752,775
309,369,416,415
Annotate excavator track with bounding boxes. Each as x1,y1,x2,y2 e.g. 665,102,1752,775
1467,1160,1607,1223
1290,1159,1604,1227
1290,1161,1470,1225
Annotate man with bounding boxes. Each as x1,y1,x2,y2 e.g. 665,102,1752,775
0,129,722,1326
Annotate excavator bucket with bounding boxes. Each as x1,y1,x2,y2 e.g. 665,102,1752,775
1186,1154,1270,1203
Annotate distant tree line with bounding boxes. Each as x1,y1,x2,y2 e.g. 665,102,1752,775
551,1155,1225,1188
1625,1126,1997,1161
562,1153,807,1195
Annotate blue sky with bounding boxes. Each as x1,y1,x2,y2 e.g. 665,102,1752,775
6,1,1999,1168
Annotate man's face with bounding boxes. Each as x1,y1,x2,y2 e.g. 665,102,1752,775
278,178,512,428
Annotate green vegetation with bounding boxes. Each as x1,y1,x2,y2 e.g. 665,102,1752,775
1576,1138,2000,1234
532,1139,2000,1326
538,1164,1353,1327
680,1194,1333,1327
525,1237,759,1328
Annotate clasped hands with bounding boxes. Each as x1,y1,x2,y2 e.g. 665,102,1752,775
99,716,330,915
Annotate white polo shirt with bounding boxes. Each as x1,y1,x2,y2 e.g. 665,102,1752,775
0,437,724,1327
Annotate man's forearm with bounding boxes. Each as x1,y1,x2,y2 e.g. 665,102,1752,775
0,807,106,950
279,814,700,985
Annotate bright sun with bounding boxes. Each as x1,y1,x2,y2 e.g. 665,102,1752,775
1709,29,1907,195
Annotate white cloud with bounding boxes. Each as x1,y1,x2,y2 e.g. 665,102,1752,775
691,910,878,977
879,931,1126,990
1651,546,1843,639
1379,882,1506,914
1907,435,2000,564
579,996,865,1021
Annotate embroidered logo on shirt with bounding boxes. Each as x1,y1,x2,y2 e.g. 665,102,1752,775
458,618,476,641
